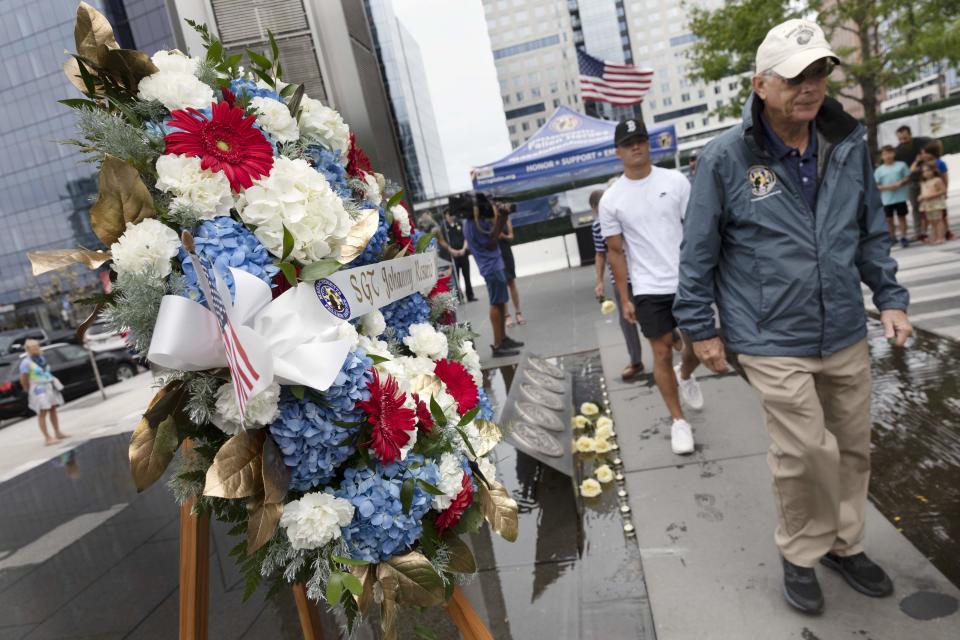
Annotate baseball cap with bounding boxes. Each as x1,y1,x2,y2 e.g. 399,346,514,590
755,19,839,79
614,118,648,146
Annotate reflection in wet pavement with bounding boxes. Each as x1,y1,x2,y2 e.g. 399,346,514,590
868,319,960,587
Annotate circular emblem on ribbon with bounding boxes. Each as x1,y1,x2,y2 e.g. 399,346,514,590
315,279,351,320
747,165,777,197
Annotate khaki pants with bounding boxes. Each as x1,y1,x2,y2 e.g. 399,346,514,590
739,339,872,568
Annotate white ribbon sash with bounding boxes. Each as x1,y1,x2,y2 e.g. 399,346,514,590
313,251,438,321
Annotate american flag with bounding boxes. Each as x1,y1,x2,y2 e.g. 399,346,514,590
193,254,262,425
577,49,653,106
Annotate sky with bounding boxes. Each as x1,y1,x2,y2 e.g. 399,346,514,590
392,0,511,194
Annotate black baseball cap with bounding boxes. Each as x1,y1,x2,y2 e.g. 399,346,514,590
614,118,649,146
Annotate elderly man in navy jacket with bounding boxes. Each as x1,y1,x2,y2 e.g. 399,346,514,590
674,19,912,614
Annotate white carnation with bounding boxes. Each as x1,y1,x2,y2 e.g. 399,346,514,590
397,420,419,461
403,323,448,360
399,355,437,379
337,320,359,345
137,52,214,111
391,205,412,236
250,96,300,143
110,218,180,279
360,310,386,337
238,157,352,263
455,340,482,386
362,173,382,205
212,380,280,435
433,452,465,511
299,96,350,154
155,154,234,219
477,456,497,484
281,492,355,550
456,419,483,459
358,334,392,360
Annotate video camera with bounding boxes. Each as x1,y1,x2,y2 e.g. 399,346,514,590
447,192,516,220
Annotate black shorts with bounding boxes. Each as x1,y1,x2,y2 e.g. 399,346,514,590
884,202,908,218
499,242,516,281
633,294,677,339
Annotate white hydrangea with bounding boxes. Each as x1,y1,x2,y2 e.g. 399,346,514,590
238,157,352,263
299,96,350,154
433,452,465,511
110,218,180,279
360,310,386,337
403,323,448,360
250,96,300,143
391,205,412,236
477,456,497,484
155,154,234,219
137,50,214,111
212,380,280,435
455,340,482,386
280,492,355,550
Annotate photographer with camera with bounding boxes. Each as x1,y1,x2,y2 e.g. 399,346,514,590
454,192,524,358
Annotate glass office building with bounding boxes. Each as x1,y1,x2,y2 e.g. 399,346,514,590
0,0,176,330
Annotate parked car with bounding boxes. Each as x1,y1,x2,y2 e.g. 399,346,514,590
0,343,139,420
0,327,82,356
84,320,129,353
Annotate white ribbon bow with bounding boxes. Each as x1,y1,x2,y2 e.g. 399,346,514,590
148,268,354,392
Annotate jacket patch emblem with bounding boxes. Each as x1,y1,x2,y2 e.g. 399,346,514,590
748,166,777,197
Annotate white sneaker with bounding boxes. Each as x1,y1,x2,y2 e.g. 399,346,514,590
671,419,695,455
675,364,704,410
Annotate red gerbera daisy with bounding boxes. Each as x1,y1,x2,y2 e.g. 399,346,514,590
356,370,416,464
220,87,237,107
412,393,434,435
164,101,275,192
433,359,479,414
346,132,373,178
429,275,452,298
435,471,474,534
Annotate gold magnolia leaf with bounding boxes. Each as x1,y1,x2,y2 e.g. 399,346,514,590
350,565,376,615
261,436,289,505
246,496,282,553
90,155,156,247
129,414,180,491
337,208,380,264
473,419,502,458
27,248,111,276
377,564,401,640
63,58,91,96
382,551,446,608
75,303,104,344
203,429,266,499
141,380,189,430
444,536,477,574
407,373,441,398
478,479,519,542
98,45,158,92
74,2,118,61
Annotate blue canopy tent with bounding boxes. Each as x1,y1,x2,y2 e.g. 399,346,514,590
472,106,677,197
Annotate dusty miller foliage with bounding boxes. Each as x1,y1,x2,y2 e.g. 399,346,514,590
183,372,223,425
130,99,168,123
163,203,206,231
167,444,209,505
72,107,159,168
429,292,457,324
441,323,478,355
100,271,169,356
194,59,221,92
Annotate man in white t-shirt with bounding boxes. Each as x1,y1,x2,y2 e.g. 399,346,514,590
599,118,705,455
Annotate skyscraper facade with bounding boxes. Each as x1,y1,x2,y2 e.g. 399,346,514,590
365,0,449,202
0,0,177,329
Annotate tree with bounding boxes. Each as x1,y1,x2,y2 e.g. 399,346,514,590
686,0,960,155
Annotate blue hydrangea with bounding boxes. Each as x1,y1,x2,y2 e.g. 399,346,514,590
381,292,430,341
147,107,213,139
230,78,282,102
179,217,278,304
349,207,388,267
335,454,441,562
477,387,495,421
305,146,350,199
269,351,374,491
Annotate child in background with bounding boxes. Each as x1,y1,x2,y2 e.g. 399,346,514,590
874,145,911,247
921,141,952,240
919,162,948,244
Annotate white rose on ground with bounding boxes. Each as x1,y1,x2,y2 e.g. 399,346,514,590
281,492,355,550
110,218,180,279
595,464,614,483
433,452,464,511
137,51,214,111
403,323,448,359
212,380,280,435
477,456,497,483
575,436,596,453
572,415,590,430
250,96,300,143
299,96,350,154
580,402,600,416
155,154,234,219
238,157,352,263
600,299,616,315
360,310,386,337
596,416,613,432
595,418,615,441
594,437,613,454
579,478,602,498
